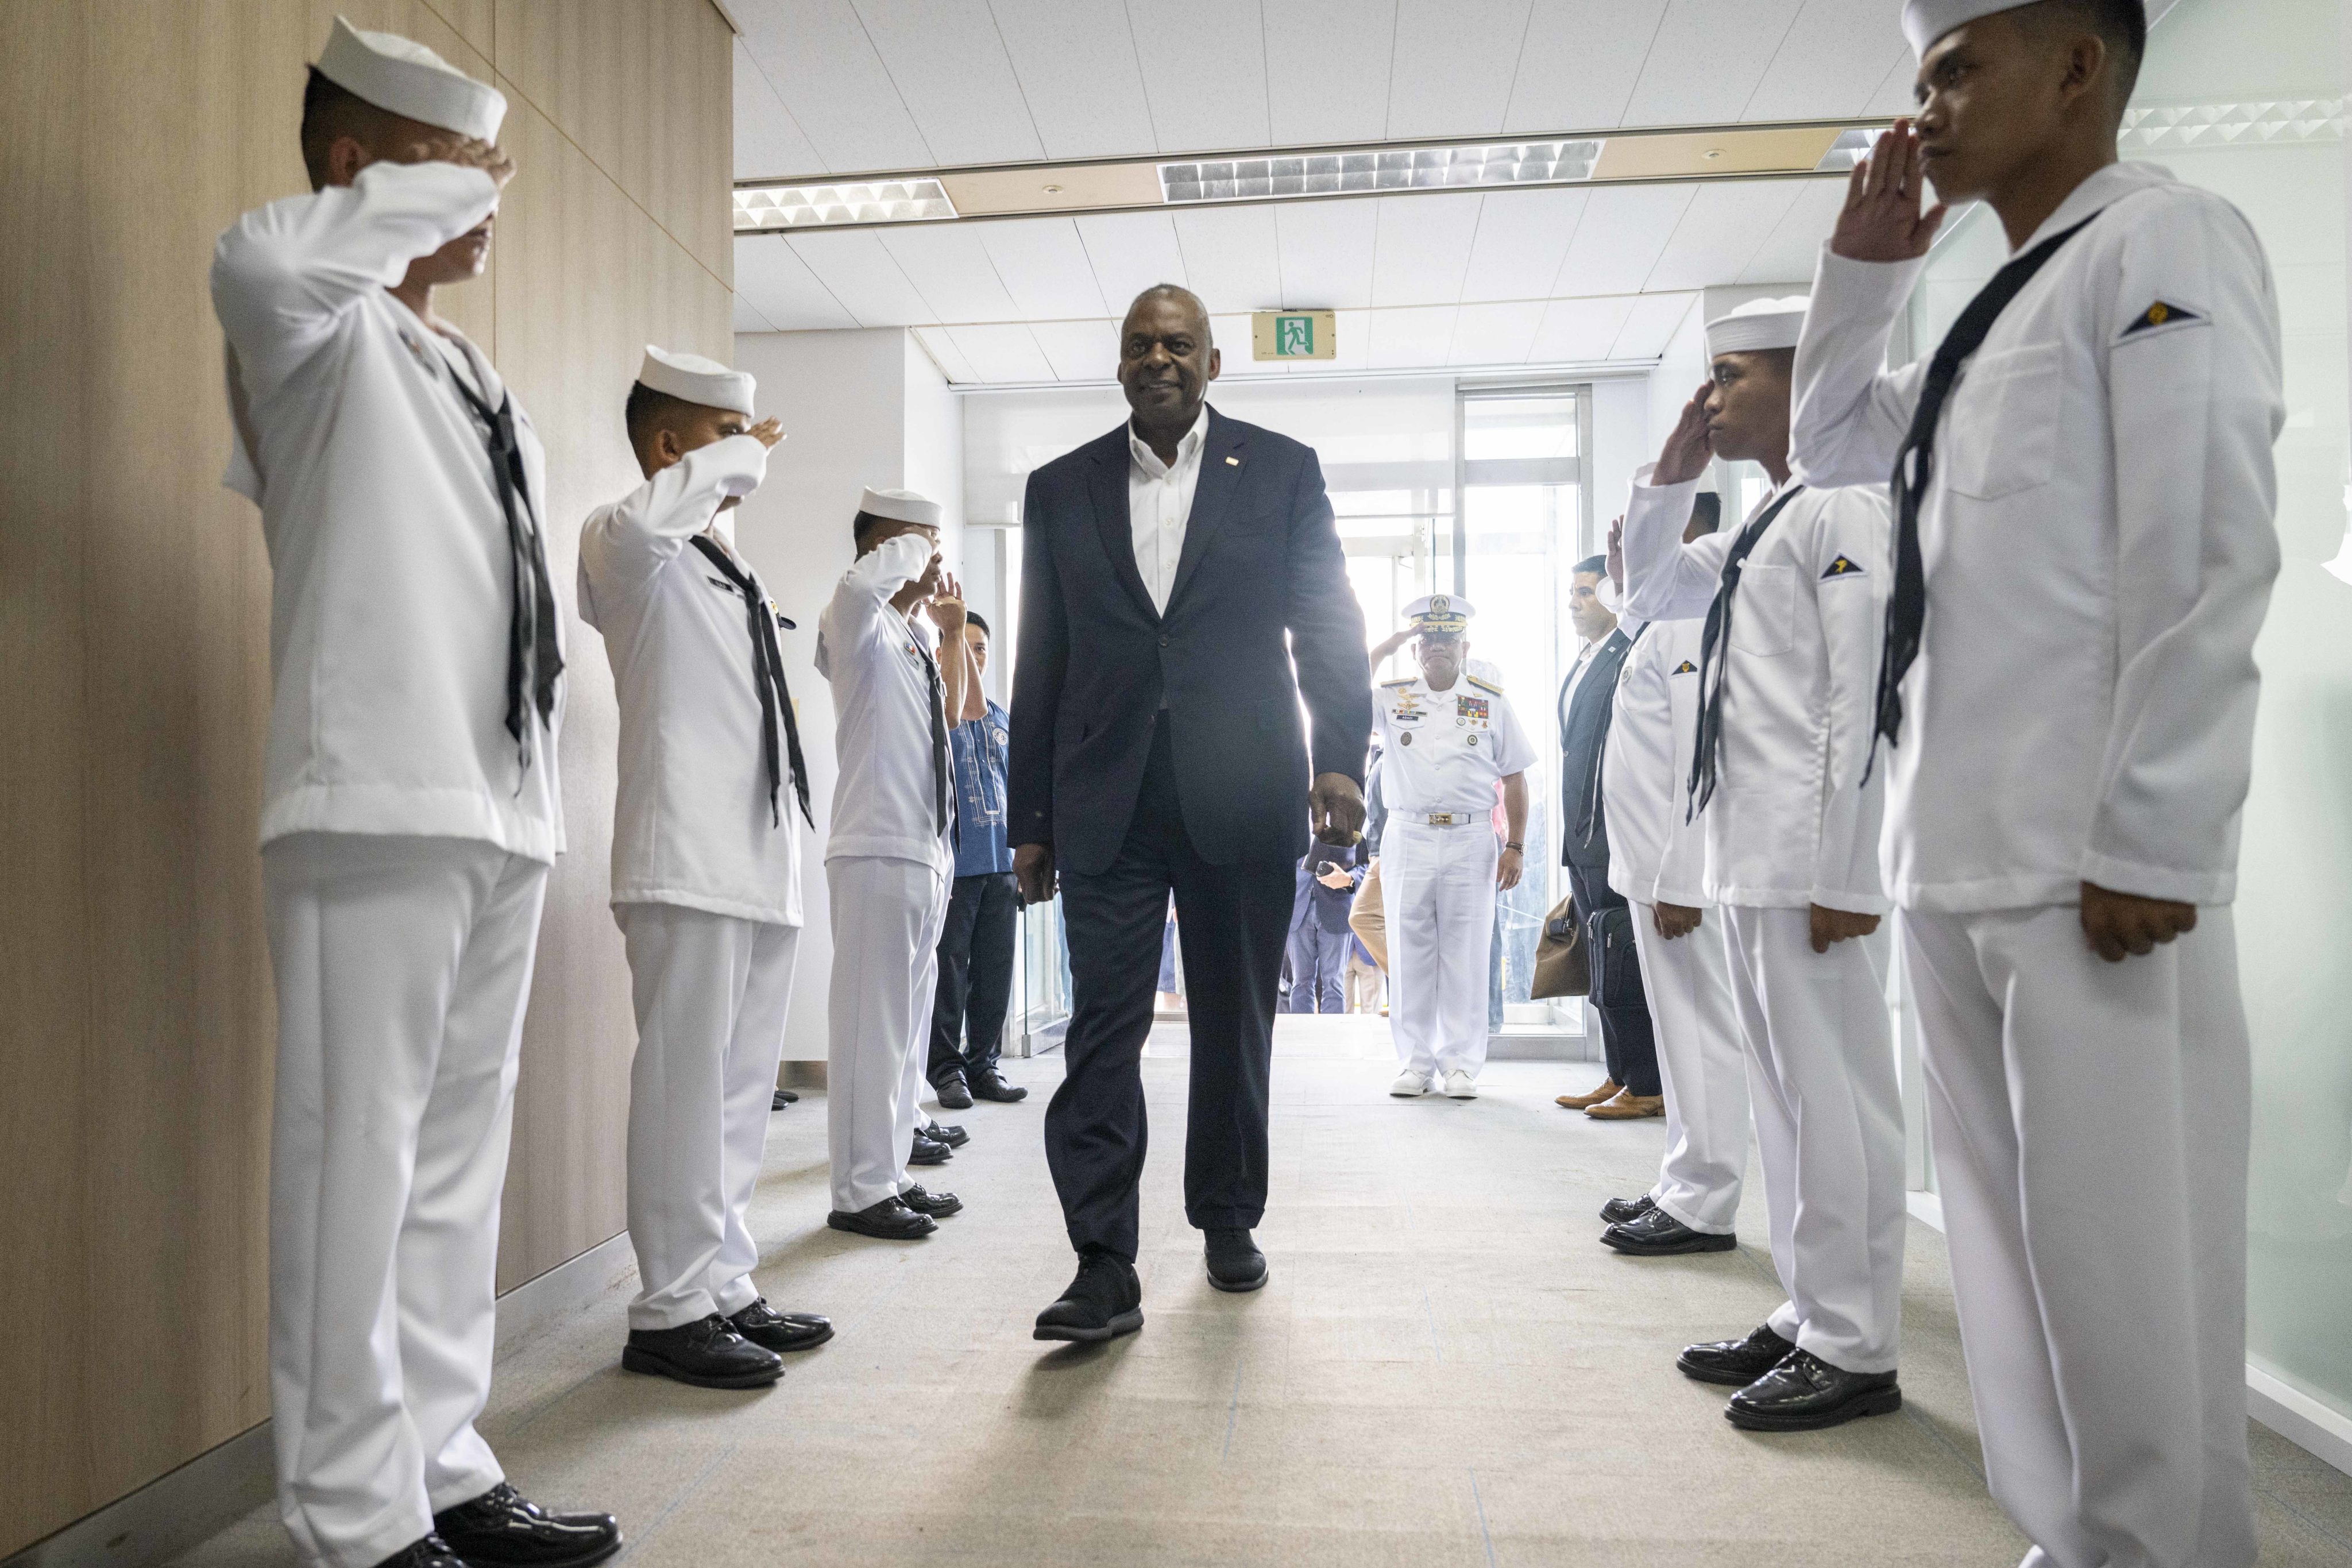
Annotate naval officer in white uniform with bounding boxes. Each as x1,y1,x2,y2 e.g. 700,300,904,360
1376,596,1536,1100
818,489,978,1240
578,349,834,1392
1793,3,2283,1561
211,20,616,1568
1619,296,1905,1435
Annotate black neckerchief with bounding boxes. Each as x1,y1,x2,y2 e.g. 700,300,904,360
689,534,812,828
443,361,562,770
1687,485,1806,820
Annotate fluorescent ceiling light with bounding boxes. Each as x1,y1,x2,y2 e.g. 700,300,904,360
1158,140,1603,204
1813,127,1888,172
733,177,956,231
2121,99,2345,150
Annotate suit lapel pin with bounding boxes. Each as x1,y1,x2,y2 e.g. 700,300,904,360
1225,455,1240,466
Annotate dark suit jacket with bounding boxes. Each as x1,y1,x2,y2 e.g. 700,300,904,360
1291,841,1366,936
1558,628,1636,872
1009,408,1372,878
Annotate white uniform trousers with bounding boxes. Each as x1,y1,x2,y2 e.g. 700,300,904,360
617,904,800,1331
825,856,949,1214
1722,904,1906,1374
1902,907,2253,1568
1631,905,1749,1234
262,833,547,1568
1380,818,1499,1079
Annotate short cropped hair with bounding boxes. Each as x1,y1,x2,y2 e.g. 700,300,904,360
1573,554,1608,577
964,612,990,638
299,66,396,190
1690,492,1724,535
2018,0,2146,106
623,381,697,466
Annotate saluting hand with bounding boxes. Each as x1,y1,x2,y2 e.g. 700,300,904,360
1653,387,1714,486
426,134,517,190
1606,516,1627,595
746,416,785,450
926,570,967,631
1831,120,1947,264
2080,882,2197,963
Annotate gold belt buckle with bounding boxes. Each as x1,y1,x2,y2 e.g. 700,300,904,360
1428,812,1458,826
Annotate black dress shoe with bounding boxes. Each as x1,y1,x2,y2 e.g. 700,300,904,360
1204,1227,1268,1293
432,1483,622,1568
728,1297,834,1353
1725,1350,1902,1431
934,1073,974,1110
1601,1206,1738,1256
370,1536,468,1568
908,1134,952,1167
898,1181,963,1218
620,1315,783,1389
828,1195,938,1239
971,1069,1029,1103
1033,1251,1144,1342
770,1088,797,1109
924,1120,970,1148
1599,1193,1655,1226
1678,1322,1798,1386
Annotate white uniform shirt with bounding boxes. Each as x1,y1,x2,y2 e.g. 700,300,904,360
1619,468,1893,914
212,160,565,860
1128,408,1209,614
816,532,955,871
1604,617,1710,908
1791,159,2283,912
578,435,804,926
1373,671,1538,817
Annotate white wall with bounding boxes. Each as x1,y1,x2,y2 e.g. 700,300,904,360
1589,374,1650,535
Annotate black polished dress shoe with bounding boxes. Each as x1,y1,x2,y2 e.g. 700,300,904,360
370,1536,468,1568
1725,1350,1901,1431
908,1134,952,1167
1601,1206,1737,1256
1599,1192,1655,1226
934,1073,974,1110
728,1297,834,1353
971,1069,1029,1103
1677,1322,1798,1387
432,1483,623,1568
1204,1227,1268,1293
1034,1251,1144,1342
620,1315,783,1390
828,1195,938,1239
770,1087,797,1109
924,1120,970,1148
898,1181,963,1218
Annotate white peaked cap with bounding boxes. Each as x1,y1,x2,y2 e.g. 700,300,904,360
316,16,507,141
1902,0,2038,55
859,487,942,527
638,346,756,418
1403,593,1474,632
1705,295,1811,358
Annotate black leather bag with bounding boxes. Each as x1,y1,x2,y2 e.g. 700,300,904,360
1584,905,1644,1012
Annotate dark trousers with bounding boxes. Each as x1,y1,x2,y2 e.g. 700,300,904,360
1048,721,1293,1262
928,870,1019,1086
1566,860,1662,1097
1283,922,1347,1013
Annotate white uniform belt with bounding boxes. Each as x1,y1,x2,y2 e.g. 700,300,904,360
1396,810,1483,827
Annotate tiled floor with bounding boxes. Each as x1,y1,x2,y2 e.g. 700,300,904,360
178,1016,2352,1567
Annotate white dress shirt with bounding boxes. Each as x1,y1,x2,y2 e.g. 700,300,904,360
1374,671,1537,816
1127,407,1210,614
211,159,564,862
816,532,955,872
1790,159,2284,911
1604,616,1710,908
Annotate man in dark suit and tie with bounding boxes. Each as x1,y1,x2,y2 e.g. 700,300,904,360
1010,285,1372,1341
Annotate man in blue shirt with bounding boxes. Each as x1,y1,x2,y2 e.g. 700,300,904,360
929,613,1029,1109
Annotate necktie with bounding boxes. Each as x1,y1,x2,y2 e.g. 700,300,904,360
914,633,952,841
1576,624,1643,850
690,535,813,828
1870,212,2100,774
446,369,563,768
1687,485,1806,821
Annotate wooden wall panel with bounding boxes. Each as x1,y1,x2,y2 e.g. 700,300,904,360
0,2,732,1554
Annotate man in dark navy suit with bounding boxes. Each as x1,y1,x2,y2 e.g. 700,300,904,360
1011,285,1372,1341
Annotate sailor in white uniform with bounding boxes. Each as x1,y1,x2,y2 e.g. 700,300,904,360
211,20,616,1568
1593,496,1753,1258
818,488,977,1239
1792,4,2283,1561
1375,596,1536,1100
1618,296,1905,1434
578,348,835,1393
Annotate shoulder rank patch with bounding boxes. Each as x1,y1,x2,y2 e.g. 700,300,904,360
1820,555,1866,580
1671,659,1698,675
2119,300,2206,341
1466,674,1503,696
1380,677,1416,688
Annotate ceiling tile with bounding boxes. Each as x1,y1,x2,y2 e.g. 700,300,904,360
1370,192,1482,307
1028,319,1121,381
991,0,1161,159
1612,291,1699,357
1262,0,1397,146
1865,50,1920,115
1173,206,1284,313
1207,313,1265,376
733,235,859,330
1736,179,1843,284
1619,0,1805,128
912,325,980,383
786,230,938,326
1742,0,1912,121
1383,0,1532,141
1552,183,1694,295
945,323,1056,381
879,225,1024,322
735,0,936,173
732,292,778,333
1459,187,1588,302
974,220,1113,321
1643,181,1802,291
1276,199,1381,310
1125,0,1273,155
734,40,826,179
1318,308,1374,372
1528,294,1636,360
850,0,1044,167
1448,300,1544,364
1366,304,1460,368
1076,211,1191,317
1501,1,1669,133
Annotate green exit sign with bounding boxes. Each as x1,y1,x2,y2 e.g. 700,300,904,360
1252,309,1336,361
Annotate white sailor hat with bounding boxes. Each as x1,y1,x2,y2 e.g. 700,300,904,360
637,346,756,418
1705,295,1810,358
858,486,943,527
316,16,507,142
1902,0,2040,55
1403,593,1474,635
